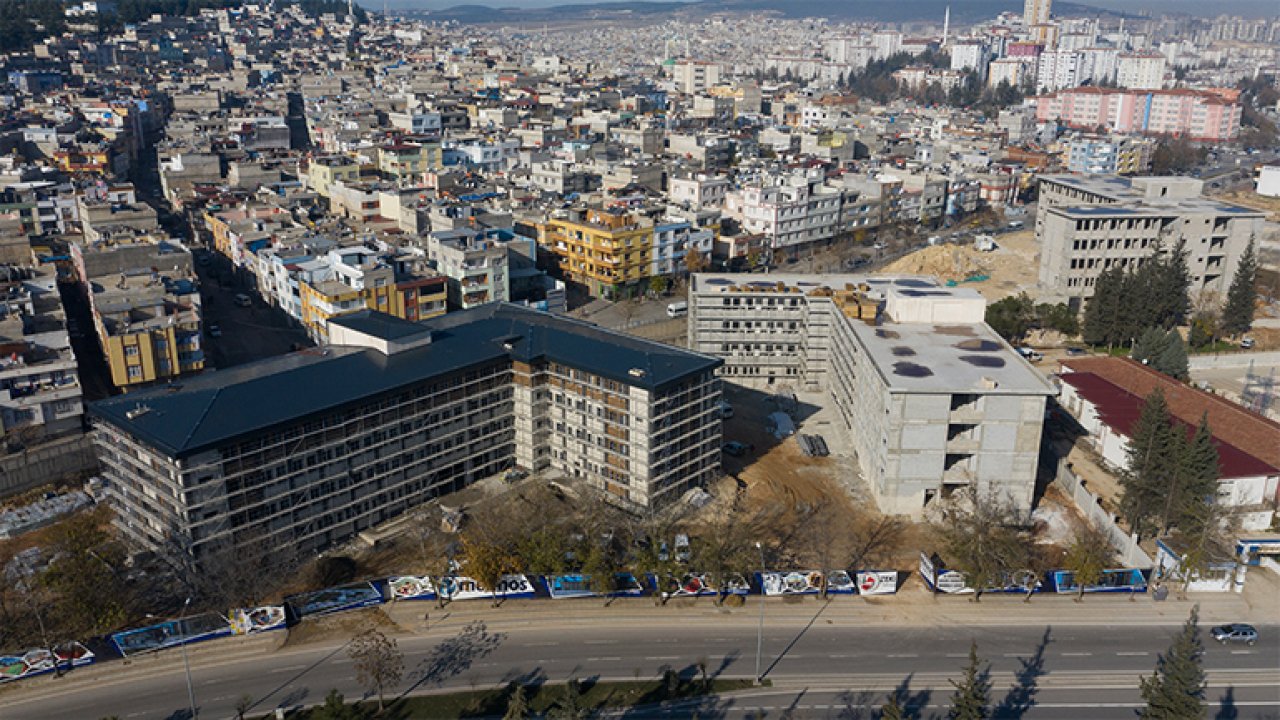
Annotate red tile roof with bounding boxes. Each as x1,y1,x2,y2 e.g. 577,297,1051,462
1061,356,1280,472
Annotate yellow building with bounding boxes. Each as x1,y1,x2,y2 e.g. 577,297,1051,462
94,282,204,388
543,209,654,299
299,265,448,342
376,142,441,181
305,156,363,199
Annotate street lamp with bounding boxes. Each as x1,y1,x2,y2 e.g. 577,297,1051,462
149,597,197,719
754,541,765,685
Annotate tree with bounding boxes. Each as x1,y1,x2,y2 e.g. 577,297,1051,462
1120,389,1179,537
1139,606,1206,719
581,537,623,601
39,507,130,638
984,294,1034,343
503,683,530,720
348,627,404,713
1132,326,1172,364
549,678,586,720
1187,313,1217,349
881,695,906,720
936,489,1030,602
649,275,668,297
1152,331,1189,381
460,533,517,606
1151,138,1205,175
313,689,359,720
1062,524,1116,601
1034,302,1078,336
948,642,991,720
1221,239,1257,337
1160,415,1219,535
234,694,254,720
685,247,708,274
1083,267,1125,347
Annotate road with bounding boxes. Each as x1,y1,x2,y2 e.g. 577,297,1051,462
2,613,1276,719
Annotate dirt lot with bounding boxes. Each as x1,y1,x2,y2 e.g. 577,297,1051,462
881,230,1039,301
1220,189,1280,222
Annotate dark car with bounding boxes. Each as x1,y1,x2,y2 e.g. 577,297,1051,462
722,441,753,457
1211,624,1257,645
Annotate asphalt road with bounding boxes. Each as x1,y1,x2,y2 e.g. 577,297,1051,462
2,616,1276,719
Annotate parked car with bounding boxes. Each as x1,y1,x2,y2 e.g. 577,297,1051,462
234,293,252,308
1065,347,1088,357
207,323,222,338
1240,337,1255,350
1211,624,1257,645
722,441,752,457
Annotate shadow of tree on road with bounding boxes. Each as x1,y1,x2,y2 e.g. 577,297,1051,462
396,620,505,700
1215,686,1238,720
889,673,934,720
993,627,1052,718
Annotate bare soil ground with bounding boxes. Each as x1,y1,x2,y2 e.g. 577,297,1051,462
881,230,1039,301
283,606,404,647
1220,189,1280,222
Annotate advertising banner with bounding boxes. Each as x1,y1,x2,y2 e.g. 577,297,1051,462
545,573,644,599
387,576,437,601
825,570,858,595
437,574,535,601
229,606,287,634
0,642,94,683
286,582,384,619
855,571,900,595
111,613,233,657
919,552,973,594
1048,568,1147,594
666,573,718,597
760,571,824,596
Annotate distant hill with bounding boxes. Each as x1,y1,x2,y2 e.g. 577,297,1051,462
413,0,1142,24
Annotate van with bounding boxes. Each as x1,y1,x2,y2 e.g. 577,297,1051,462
666,301,688,318
1007,220,1025,230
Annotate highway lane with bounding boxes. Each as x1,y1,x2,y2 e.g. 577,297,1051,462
2,619,1277,719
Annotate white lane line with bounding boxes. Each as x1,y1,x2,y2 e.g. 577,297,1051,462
584,640,617,645
525,642,559,647
888,654,918,658
1116,652,1150,656
1230,650,1255,655
645,656,680,660
587,657,621,662
830,654,854,658
946,653,968,658
269,664,308,673
1003,654,1026,658
1061,652,1093,656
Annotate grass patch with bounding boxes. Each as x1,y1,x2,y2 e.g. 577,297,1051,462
268,677,759,719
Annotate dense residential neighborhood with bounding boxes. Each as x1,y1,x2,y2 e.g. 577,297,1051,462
0,0,1276,716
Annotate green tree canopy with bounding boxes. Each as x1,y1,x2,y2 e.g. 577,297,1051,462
1221,239,1257,337
1139,606,1206,719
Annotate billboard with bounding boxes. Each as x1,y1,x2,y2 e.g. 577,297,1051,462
664,573,718,597
437,574,535,601
919,552,973,594
111,613,233,657
856,571,900,595
0,642,94,683
760,571,824,596
286,582,384,619
1047,568,1147,594
229,606,287,635
387,576,436,601
545,573,644,599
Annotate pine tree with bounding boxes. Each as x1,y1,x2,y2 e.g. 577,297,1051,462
1158,239,1192,329
881,695,906,720
1132,326,1170,364
1221,239,1258,337
503,683,530,720
948,642,991,720
1167,415,1220,533
1120,389,1179,537
1083,267,1124,346
1139,606,1206,719
1152,331,1189,380
549,678,585,720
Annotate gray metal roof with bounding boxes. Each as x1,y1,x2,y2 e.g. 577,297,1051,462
90,304,721,459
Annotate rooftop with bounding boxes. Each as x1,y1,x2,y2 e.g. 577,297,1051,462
90,304,721,459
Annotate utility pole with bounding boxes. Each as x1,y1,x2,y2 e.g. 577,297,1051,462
754,541,766,684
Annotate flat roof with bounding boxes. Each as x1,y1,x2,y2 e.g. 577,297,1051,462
850,319,1057,396
90,304,721,459
691,272,957,295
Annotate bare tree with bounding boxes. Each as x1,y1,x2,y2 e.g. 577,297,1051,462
1063,523,1116,602
934,488,1032,602
348,627,404,713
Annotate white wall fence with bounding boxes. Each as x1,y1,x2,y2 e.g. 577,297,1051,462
1053,459,1153,568
1188,350,1280,371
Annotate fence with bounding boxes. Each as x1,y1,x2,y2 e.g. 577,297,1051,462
1053,459,1152,568
1188,350,1280,370
0,434,99,498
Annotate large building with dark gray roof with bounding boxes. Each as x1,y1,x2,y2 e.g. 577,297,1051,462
90,304,722,557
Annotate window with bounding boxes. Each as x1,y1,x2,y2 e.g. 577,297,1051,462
124,346,140,357
127,366,143,380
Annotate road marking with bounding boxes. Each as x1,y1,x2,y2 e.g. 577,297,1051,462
1231,650,1255,655
1116,652,1149,656
525,642,559,647
887,654,918,658
946,653,968,658
269,664,307,673
585,639,617,645
645,656,680,660
1002,654,1026,658
587,657,621,662
830,654,854,658
1061,652,1093,656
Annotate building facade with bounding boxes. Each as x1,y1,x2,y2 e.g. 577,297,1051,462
91,305,722,558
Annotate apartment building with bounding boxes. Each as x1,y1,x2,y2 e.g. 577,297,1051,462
90,304,722,557
0,268,83,440
688,274,1054,517
724,172,845,253
1064,135,1154,175
651,219,715,278
670,60,722,95
1116,52,1166,90
427,227,511,310
71,235,204,389
1036,175,1265,308
375,142,442,182
298,246,447,342
1031,87,1242,141
541,208,654,299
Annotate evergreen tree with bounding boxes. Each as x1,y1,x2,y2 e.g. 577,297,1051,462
948,642,991,720
1132,327,1171,364
881,695,906,720
1156,239,1192,329
1139,606,1206,719
1165,415,1220,533
313,689,359,720
549,678,585,720
1221,239,1258,337
1152,331,1189,381
1083,267,1124,346
1120,389,1179,537
503,683,530,720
